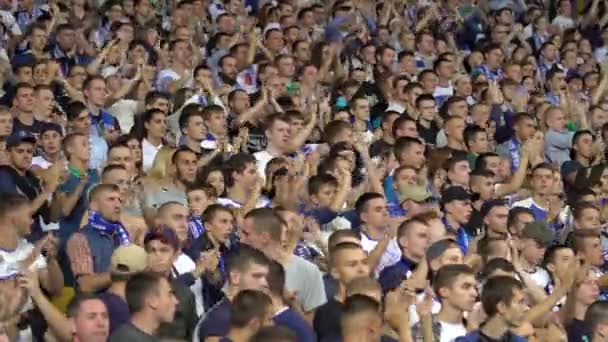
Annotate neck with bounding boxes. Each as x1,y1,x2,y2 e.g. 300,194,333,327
88,103,100,116
445,214,461,230
383,134,395,144
146,135,162,146
438,78,450,87
532,193,549,208
334,283,346,303
34,112,50,122
418,117,431,127
575,301,589,321
227,186,250,204
69,158,88,172
108,281,126,300
17,111,34,124
265,144,284,156
0,225,19,251
172,176,187,192
227,327,254,342
130,312,160,337
447,137,465,151
343,333,373,342
361,224,385,240
43,151,59,163
266,242,290,264
402,250,421,263
519,255,537,273
576,154,591,166
436,303,464,324
171,63,186,74
480,315,510,339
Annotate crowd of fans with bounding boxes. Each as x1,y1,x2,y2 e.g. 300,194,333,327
2,0,608,341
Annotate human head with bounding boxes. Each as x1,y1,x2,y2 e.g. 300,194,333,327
355,192,388,230
179,103,205,143
330,242,370,287
202,204,234,245
125,272,178,323
12,83,35,114
0,193,32,236
171,147,198,185
397,218,430,262
226,245,271,293
67,294,109,342
224,153,258,191
394,137,425,169
155,201,189,242
88,184,122,222
6,131,36,172
63,132,91,162
229,289,273,334
434,264,477,312
481,276,526,327
240,208,283,250
441,186,472,225
341,295,383,341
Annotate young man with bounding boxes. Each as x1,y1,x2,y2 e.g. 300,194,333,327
314,242,370,341
11,82,43,137
142,227,198,340
457,276,527,341
201,104,230,151
65,101,108,170
378,217,429,293
196,245,271,341
356,192,401,276
218,152,268,209
84,76,120,143
340,295,385,342
186,183,217,241
584,300,608,342
545,106,588,166
178,103,206,154
31,123,63,172
511,163,557,222
66,184,130,293
240,208,327,318
441,186,473,254
108,273,179,341
222,290,274,342
496,113,536,173
517,221,554,288
412,264,477,341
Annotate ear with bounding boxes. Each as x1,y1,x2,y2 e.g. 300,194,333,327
229,270,240,287
437,286,450,299
398,235,408,250
430,259,441,272
496,301,507,315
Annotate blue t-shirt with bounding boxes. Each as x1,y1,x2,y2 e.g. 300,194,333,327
274,308,316,342
197,298,231,341
58,168,99,242
98,292,130,335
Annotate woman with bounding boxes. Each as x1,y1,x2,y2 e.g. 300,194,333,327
196,164,226,197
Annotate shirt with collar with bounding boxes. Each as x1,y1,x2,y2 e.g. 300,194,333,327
142,138,163,173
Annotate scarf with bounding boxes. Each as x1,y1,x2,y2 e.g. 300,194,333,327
509,138,521,173
188,215,205,240
88,210,130,246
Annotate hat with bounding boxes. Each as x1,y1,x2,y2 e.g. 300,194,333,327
521,221,554,245
6,130,36,148
440,186,471,205
144,227,180,251
480,199,508,218
400,185,433,203
110,244,148,275
40,123,63,137
426,238,459,262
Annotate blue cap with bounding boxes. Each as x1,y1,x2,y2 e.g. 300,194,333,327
6,130,36,148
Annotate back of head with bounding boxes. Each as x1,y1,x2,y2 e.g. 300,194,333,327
0,193,29,219
229,289,272,328
244,208,283,243
125,272,163,314
250,326,297,342
341,294,381,331
584,300,608,336
226,244,270,280
345,276,381,300
266,259,286,297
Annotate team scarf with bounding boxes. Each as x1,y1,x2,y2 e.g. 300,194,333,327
88,210,131,246
188,215,206,240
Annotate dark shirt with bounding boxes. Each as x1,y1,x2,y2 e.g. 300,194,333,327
313,298,342,341
369,139,393,158
197,298,232,341
323,274,338,301
109,322,160,342
158,278,198,340
274,307,316,342
377,256,418,293
12,117,44,139
567,318,588,342
99,292,130,335
417,121,440,146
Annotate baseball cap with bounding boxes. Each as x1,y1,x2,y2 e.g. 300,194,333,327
144,227,180,251
521,221,554,245
6,130,36,148
399,185,433,203
40,123,63,137
440,186,472,205
110,244,148,275
480,199,508,218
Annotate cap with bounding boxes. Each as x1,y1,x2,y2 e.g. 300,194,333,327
399,185,432,203
521,221,554,245
440,186,471,205
426,238,459,262
110,244,148,275
480,199,508,218
6,130,36,148
40,123,63,137
144,227,180,251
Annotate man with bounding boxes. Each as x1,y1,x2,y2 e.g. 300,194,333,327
566,268,601,341
267,261,316,342
443,116,467,151
201,104,230,151
314,242,369,341
481,199,510,239
441,186,473,254
178,103,206,154
464,125,489,169
456,276,527,341
222,290,274,342
446,153,471,189
109,273,179,341
100,244,148,335
84,76,120,143
156,39,192,93
65,101,108,170
33,85,56,123
398,185,434,219
0,130,61,240
11,83,43,137
240,208,327,318
583,300,608,342
356,193,401,275
496,113,536,173
378,217,429,293
518,221,554,288
219,153,268,209
196,245,271,341
512,163,557,222
416,94,440,145
57,132,100,243
339,295,385,342
66,184,130,293
143,227,199,340
507,207,535,238
412,264,477,341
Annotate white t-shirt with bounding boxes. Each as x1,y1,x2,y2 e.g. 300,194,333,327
439,320,467,342
360,233,402,276
172,253,205,316
31,156,53,170
142,138,163,173
254,150,281,182
108,99,139,134
527,266,551,289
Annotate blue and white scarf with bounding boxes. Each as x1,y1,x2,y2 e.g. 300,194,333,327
188,215,206,240
88,210,130,246
509,138,521,173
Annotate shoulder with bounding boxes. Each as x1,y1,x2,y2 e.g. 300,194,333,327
286,256,321,275
511,197,534,209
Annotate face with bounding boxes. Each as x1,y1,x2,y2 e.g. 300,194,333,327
418,99,437,121
485,206,509,234
233,263,270,293
575,208,601,230
266,30,285,53
220,56,238,79
204,111,227,136
207,210,234,244
174,151,197,184
277,57,295,78
14,87,35,113
40,130,61,155
332,247,370,284
361,198,389,229
312,183,336,207
102,169,130,201
0,113,12,137
532,168,554,195
446,200,472,224
35,89,55,116
235,162,258,190
502,288,527,327
69,135,91,162
399,143,425,169
147,239,178,275
94,190,122,222
107,146,133,174
521,238,546,266
448,160,470,187
400,222,429,260
583,237,603,267
8,142,34,171
266,119,291,148
72,299,109,342
436,247,464,269
394,168,417,192
576,270,600,305
145,113,167,140
84,79,108,107
442,274,478,312
574,133,594,159
352,99,370,121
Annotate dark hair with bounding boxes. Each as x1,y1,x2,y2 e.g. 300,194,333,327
475,152,500,171
250,326,297,342
507,207,534,229
223,153,256,188
330,242,364,268
230,289,272,328
225,244,270,276
585,300,608,334
266,260,286,296
571,229,600,254
242,208,283,242
464,125,486,149
201,204,233,224
66,293,104,318
102,164,128,179
0,193,29,218
479,257,516,280
328,230,361,251
433,264,475,300
481,275,524,317
179,103,204,130
125,272,163,313
542,244,572,267
342,294,380,326
355,192,385,215
391,115,416,138
323,120,352,144
307,174,339,195
394,136,424,159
